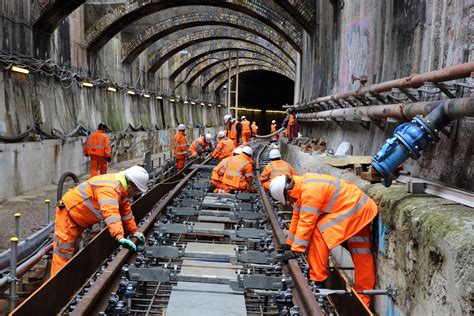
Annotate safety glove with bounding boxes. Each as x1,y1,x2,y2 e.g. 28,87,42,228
279,243,292,252
107,157,111,162
132,232,145,244
280,250,297,263
118,237,137,252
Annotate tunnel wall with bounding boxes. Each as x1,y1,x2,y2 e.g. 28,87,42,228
281,142,473,316
297,0,473,190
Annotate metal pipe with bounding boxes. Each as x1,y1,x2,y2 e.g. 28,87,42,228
297,97,474,121
15,213,21,239
9,237,19,312
44,199,50,225
296,62,474,109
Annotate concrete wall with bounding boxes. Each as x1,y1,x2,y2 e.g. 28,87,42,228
281,142,473,315
0,126,221,200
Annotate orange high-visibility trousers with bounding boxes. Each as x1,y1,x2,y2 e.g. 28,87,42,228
241,132,251,143
51,207,84,275
307,223,374,307
90,155,108,177
176,158,186,171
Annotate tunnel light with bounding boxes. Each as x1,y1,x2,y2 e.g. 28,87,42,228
127,90,136,95
11,66,29,74
200,102,205,106
170,98,175,102
217,104,221,108
143,93,150,98
191,101,196,105
107,87,116,92
184,100,189,104
208,103,213,107
82,82,94,88
267,110,286,114
156,95,163,100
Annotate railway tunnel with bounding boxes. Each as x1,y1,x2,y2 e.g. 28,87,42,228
0,1,472,315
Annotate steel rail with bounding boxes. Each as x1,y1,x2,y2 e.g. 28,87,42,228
255,145,323,316
11,158,204,316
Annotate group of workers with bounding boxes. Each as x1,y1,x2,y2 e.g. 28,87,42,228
65,115,376,309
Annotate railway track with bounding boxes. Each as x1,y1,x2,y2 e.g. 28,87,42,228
12,142,372,315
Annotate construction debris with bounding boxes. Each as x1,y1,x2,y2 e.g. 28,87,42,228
294,137,327,154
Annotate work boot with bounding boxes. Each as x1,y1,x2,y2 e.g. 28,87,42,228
309,280,326,290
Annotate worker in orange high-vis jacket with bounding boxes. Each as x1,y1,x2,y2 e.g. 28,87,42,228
223,114,241,147
260,149,296,191
269,174,378,308
190,133,213,158
51,166,149,275
271,120,279,141
173,124,188,171
251,121,258,137
240,116,252,143
83,123,112,177
222,146,254,192
211,131,235,160
211,147,243,193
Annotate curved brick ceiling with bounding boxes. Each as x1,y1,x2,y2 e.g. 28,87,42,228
84,1,303,52
211,65,293,93
147,28,293,74
169,41,296,81
121,11,297,64
185,53,294,87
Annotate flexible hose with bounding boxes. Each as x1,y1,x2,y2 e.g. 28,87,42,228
255,127,286,139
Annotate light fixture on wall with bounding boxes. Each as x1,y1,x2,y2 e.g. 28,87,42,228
107,86,116,92
143,93,150,98
170,98,175,102
200,102,205,106
157,95,163,100
191,101,196,105
208,103,212,107
127,90,136,95
11,66,29,74
82,82,94,88
217,104,221,107
184,100,189,104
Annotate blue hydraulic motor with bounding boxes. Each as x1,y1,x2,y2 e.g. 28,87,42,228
371,104,451,187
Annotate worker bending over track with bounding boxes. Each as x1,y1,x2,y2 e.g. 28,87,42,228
259,149,296,191
211,131,235,160
270,174,378,307
222,146,254,192
211,147,243,193
51,166,149,275
190,133,213,158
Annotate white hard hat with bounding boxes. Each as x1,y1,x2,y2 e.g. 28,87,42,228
217,131,226,138
178,124,186,131
224,114,232,124
241,116,246,120
270,175,287,204
233,147,243,155
125,166,149,193
242,146,253,156
204,133,212,142
269,149,281,160
272,120,276,124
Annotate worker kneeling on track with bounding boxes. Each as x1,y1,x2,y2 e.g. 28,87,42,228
211,147,243,193
259,149,296,191
51,166,149,276
269,174,378,308
190,133,213,158
211,131,235,160
222,146,255,192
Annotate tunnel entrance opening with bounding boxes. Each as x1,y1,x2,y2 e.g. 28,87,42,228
230,70,294,135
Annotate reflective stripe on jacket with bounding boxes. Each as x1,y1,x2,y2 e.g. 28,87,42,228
241,120,251,134
61,173,137,240
190,136,208,156
211,156,231,182
227,121,238,140
211,138,235,159
173,131,188,159
260,160,296,190
222,154,253,190
83,130,112,158
271,123,277,134
289,173,378,252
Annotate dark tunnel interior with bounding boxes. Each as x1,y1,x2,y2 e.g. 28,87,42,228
232,70,294,135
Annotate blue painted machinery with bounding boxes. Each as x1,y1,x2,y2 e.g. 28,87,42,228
372,104,452,187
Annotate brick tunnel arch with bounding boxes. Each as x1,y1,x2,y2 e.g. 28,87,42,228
32,0,85,33
147,28,293,74
84,1,303,52
121,11,298,64
185,53,294,88
169,41,297,81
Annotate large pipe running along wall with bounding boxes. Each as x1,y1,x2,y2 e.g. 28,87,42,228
293,62,474,109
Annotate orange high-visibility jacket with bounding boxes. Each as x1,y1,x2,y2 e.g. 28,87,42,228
173,131,188,159
287,173,378,252
251,122,258,135
83,130,112,158
271,123,277,134
60,174,137,240
260,160,296,190
241,120,251,134
212,138,235,159
227,121,238,140
211,156,231,182
222,154,253,190
190,136,208,156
